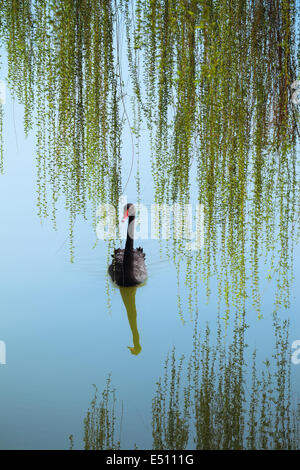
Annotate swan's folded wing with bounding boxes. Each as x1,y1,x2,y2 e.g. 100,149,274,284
112,248,124,263
132,253,147,283
136,247,146,259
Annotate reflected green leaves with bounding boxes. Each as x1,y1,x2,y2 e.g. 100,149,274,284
83,379,121,451
81,312,300,450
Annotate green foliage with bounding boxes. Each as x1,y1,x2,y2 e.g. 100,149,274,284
0,0,122,259
83,378,121,450
0,0,299,314
152,348,191,449
152,312,300,450
80,312,300,450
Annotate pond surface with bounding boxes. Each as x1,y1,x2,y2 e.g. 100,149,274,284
0,90,299,450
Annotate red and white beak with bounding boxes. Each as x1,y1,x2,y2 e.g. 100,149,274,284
122,210,129,222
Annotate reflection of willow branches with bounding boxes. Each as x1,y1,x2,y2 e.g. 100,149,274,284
153,312,300,450
0,1,299,315
83,378,121,451
80,312,300,450
152,348,190,450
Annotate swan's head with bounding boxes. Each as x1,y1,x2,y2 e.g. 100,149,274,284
122,203,135,222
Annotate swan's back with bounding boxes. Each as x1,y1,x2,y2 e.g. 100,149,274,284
108,247,147,286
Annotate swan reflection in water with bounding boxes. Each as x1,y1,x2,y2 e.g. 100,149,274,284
119,286,142,355
108,203,146,356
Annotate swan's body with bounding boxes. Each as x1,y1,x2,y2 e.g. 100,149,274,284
108,247,147,286
108,204,147,287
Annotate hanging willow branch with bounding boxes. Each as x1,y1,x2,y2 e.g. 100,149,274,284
0,0,299,317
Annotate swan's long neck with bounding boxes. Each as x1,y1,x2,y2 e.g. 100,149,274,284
124,215,135,255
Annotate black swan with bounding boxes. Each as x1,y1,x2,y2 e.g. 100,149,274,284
108,203,147,286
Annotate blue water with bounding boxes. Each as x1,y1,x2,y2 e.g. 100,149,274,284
0,69,299,450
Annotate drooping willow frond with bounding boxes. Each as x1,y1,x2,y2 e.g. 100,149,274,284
0,0,299,316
